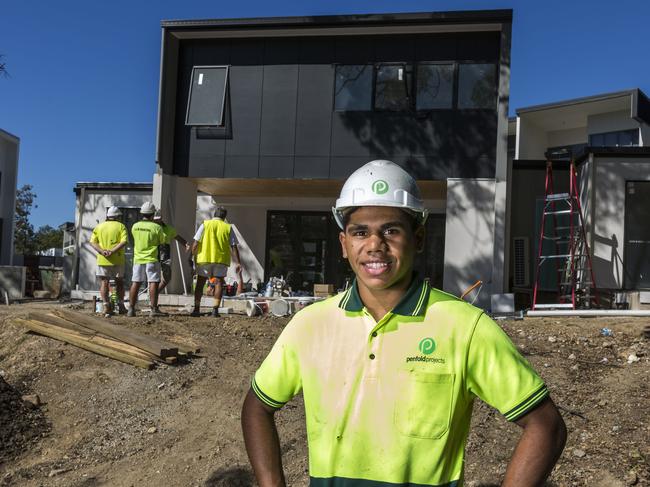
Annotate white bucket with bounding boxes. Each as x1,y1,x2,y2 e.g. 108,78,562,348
270,299,291,317
246,300,268,317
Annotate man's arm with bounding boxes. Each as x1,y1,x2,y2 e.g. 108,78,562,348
502,397,567,487
89,241,108,256
191,240,199,255
241,389,286,487
231,245,243,273
108,241,127,254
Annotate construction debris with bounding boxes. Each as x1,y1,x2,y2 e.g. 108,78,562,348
14,308,200,369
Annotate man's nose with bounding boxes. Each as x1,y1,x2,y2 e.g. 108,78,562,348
366,231,387,251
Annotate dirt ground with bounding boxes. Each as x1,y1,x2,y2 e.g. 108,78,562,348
0,300,648,487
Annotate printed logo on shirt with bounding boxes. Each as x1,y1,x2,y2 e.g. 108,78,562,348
405,337,445,364
418,337,436,355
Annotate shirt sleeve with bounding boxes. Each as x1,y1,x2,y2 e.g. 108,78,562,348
466,313,548,422
119,225,128,243
252,319,303,409
90,227,99,244
165,226,177,243
193,224,204,242
229,228,239,246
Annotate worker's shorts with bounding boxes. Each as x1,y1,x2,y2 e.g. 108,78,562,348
161,262,172,283
96,264,124,279
131,262,161,283
196,263,228,279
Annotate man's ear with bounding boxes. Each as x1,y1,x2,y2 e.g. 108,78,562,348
339,231,348,259
415,224,425,254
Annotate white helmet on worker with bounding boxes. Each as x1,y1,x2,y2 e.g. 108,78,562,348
332,159,428,229
153,209,162,221
140,201,156,215
106,206,122,218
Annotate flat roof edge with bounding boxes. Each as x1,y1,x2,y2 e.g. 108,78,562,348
516,89,641,115
73,182,153,194
0,128,20,143
161,9,512,30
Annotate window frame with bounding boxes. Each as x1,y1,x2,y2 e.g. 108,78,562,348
332,63,375,112
373,62,414,112
589,128,640,147
414,61,456,112
185,65,230,127
456,61,498,110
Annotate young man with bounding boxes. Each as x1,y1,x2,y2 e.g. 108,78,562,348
190,205,243,317
242,160,567,486
128,202,166,317
89,206,128,317
153,210,190,294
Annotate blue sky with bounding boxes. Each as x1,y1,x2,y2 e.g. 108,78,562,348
1,0,649,228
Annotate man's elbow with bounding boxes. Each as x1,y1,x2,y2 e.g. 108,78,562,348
552,410,568,453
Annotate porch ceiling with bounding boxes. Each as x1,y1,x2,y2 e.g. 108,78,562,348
192,178,447,200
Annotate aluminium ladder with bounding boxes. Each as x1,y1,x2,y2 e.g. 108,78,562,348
532,161,599,310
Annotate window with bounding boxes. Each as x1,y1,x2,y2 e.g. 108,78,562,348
416,63,454,110
185,66,229,126
374,64,412,111
457,63,497,109
334,65,373,111
589,129,639,147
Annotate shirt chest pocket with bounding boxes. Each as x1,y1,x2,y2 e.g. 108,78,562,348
394,370,455,439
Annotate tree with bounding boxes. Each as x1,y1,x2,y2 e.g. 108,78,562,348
34,225,63,253
0,54,7,78
14,185,37,255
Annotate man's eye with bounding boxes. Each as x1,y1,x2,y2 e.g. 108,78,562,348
384,228,400,235
352,230,367,237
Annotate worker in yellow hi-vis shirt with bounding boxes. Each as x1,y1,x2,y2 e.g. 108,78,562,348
89,206,128,317
242,160,567,487
191,205,243,317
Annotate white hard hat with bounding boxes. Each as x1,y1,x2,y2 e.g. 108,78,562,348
107,206,122,218
332,159,428,229
140,201,156,215
153,209,162,221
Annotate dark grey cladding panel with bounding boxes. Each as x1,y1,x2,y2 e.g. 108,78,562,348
189,129,226,155
295,65,334,157
260,156,294,178
191,39,231,65
415,34,457,61
294,156,330,178
334,37,373,64
229,39,264,65
331,112,372,157
371,113,426,156
374,36,415,62
264,38,300,65
299,37,335,64
330,157,368,179
189,154,225,178
413,112,455,159
457,32,500,61
226,65,263,156
259,65,299,155
224,155,259,178
452,110,497,177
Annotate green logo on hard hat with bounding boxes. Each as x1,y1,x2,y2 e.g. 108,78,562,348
418,337,436,355
372,179,389,195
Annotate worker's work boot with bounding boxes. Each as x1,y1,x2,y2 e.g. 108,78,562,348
150,307,166,317
189,307,201,317
117,304,128,315
102,302,113,318
211,307,220,318
127,307,136,317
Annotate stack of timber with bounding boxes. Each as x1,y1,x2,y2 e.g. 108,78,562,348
14,309,200,370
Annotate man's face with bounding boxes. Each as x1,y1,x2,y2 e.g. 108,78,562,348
339,206,424,292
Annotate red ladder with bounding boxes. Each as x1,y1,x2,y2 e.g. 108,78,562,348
532,161,599,310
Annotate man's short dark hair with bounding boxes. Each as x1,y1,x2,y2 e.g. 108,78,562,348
341,207,421,231
214,206,227,219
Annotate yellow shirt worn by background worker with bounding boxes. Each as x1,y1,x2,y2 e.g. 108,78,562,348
253,278,548,487
196,219,232,265
90,220,128,266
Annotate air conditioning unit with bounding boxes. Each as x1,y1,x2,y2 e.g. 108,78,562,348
513,237,530,287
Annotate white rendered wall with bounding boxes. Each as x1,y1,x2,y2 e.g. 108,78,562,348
516,117,548,159
587,110,639,136
588,157,650,289
547,126,587,148
443,179,496,309
0,131,19,265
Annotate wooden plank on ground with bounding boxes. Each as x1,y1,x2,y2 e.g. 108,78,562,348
53,309,179,358
15,318,154,369
27,312,93,334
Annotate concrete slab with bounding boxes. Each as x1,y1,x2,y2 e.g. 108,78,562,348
0,266,26,300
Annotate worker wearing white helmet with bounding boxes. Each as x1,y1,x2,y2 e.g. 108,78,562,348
128,202,167,317
89,206,128,316
243,160,566,486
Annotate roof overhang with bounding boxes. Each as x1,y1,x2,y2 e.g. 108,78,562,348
516,89,650,131
73,182,153,195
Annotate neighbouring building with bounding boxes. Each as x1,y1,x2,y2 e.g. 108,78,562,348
0,128,19,266
153,10,514,308
510,88,650,303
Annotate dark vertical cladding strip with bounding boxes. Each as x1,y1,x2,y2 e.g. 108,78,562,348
169,21,505,180
158,31,180,175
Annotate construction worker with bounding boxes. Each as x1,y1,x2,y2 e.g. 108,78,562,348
88,206,128,316
128,202,166,317
190,205,243,317
153,210,191,294
242,160,566,486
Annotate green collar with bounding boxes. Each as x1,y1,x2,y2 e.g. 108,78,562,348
338,275,430,317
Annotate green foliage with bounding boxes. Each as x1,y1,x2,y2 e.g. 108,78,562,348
34,225,63,253
0,54,7,78
14,184,37,255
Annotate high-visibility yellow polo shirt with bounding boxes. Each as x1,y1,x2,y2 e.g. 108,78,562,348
90,220,128,266
253,278,548,487
131,220,166,264
195,219,232,265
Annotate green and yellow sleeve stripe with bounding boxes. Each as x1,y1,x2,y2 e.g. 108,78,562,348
251,377,286,409
504,384,549,421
